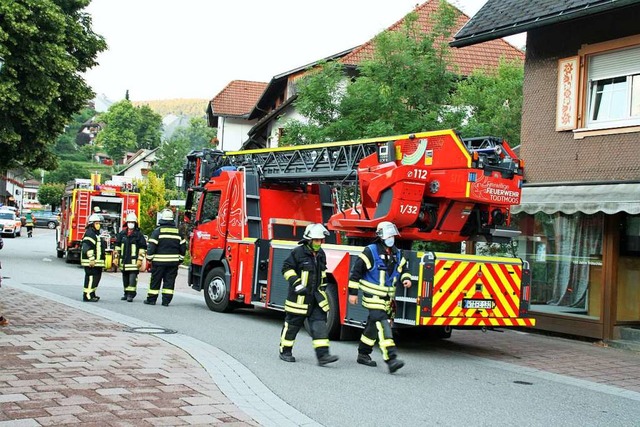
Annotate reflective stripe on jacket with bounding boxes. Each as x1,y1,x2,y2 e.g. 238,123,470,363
115,227,147,272
81,226,106,267
146,220,186,266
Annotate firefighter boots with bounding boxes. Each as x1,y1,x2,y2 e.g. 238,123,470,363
127,296,133,302
279,352,296,363
143,299,156,305
387,358,405,373
121,296,127,301
317,354,339,366
357,353,377,367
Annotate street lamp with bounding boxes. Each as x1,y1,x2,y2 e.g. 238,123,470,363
174,172,184,190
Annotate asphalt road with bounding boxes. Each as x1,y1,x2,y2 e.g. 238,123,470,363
2,229,640,426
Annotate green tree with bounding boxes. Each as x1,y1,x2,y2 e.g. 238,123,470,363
137,171,166,235
280,1,458,145
0,0,106,171
95,100,163,161
43,160,91,184
135,105,162,150
154,117,216,188
37,182,65,210
445,59,524,146
95,100,139,161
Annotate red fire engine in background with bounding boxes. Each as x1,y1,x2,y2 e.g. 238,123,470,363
181,129,534,339
57,176,140,265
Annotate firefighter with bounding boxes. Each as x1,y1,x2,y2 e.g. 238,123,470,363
81,214,106,302
113,212,147,302
144,209,186,306
348,221,412,373
23,209,35,238
279,223,339,366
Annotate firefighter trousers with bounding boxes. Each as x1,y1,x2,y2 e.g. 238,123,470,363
83,267,102,300
147,264,178,304
358,309,398,362
280,302,330,359
122,272,139,298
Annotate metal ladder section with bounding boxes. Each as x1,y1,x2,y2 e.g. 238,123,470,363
244,172,262,238
76,190,91,237
230,142,379,184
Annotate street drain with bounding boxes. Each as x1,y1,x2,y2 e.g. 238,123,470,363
513,380,533,385
123,327,177,334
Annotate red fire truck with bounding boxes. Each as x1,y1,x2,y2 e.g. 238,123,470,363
182,129,534,339
57,176,140,265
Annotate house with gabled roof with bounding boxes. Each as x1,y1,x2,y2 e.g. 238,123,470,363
206,80,268,151
237,0,523,150
451,0,640,341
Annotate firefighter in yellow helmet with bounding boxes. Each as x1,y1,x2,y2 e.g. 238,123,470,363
81,214,106,302
144,209,186,306
348,221,412,373
279,223,339,366
113,212,147,302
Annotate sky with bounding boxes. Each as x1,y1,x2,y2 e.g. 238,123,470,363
83,0,524,102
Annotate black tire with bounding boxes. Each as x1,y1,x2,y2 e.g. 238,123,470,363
325,285,341,340
303,284,341,340
56,249,64,259
47,221,56,229
65,250,73,264
203,266,233,312
433,325,452,339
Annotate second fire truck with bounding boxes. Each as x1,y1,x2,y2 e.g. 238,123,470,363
181,129,534,339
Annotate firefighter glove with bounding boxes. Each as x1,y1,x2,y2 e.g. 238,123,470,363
293,281,307,295
89,259,96,268
136,259,142,269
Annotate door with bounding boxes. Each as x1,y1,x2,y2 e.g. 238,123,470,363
191,190,224,267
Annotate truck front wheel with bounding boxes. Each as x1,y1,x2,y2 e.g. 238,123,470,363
203,267,233,312
325,285,341,340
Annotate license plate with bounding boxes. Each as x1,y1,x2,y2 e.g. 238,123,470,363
462,299,494,309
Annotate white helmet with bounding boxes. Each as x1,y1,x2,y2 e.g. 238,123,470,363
302,223,329,240
88,214,102,224
376,221,400,239
160,209,174,221
125,212,138,223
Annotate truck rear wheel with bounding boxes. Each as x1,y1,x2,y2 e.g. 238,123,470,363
303,284,341,340
203,267,233,313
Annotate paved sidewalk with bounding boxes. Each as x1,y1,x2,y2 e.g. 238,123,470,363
0,287,259,427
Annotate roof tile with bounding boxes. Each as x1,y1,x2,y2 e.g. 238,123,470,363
211,80,268,117
340,0,524,75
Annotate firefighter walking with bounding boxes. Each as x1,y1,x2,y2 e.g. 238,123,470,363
279,223,339,366
81,214,106,302
348,221,412,373
144,209,186,307
113,212,147,302
23,209,35,238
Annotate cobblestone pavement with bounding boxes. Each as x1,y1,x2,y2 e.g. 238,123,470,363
0,287,259,427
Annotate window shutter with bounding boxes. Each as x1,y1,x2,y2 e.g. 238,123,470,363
589,46,640,81
556,56,580,131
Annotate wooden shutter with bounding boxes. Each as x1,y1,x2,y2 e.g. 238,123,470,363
556,56,580,131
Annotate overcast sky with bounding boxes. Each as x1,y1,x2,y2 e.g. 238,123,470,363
83,0,523,102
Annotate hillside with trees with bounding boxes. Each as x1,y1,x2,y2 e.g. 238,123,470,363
132,99,209,118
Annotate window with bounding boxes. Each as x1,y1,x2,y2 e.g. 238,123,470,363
556,36,640,135
200,191,220,224
586,45,640,129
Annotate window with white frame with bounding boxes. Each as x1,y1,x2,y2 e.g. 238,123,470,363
586,45,640,129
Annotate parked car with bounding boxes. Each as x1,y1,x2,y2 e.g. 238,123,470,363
0,210,22,237
32,211,60,229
